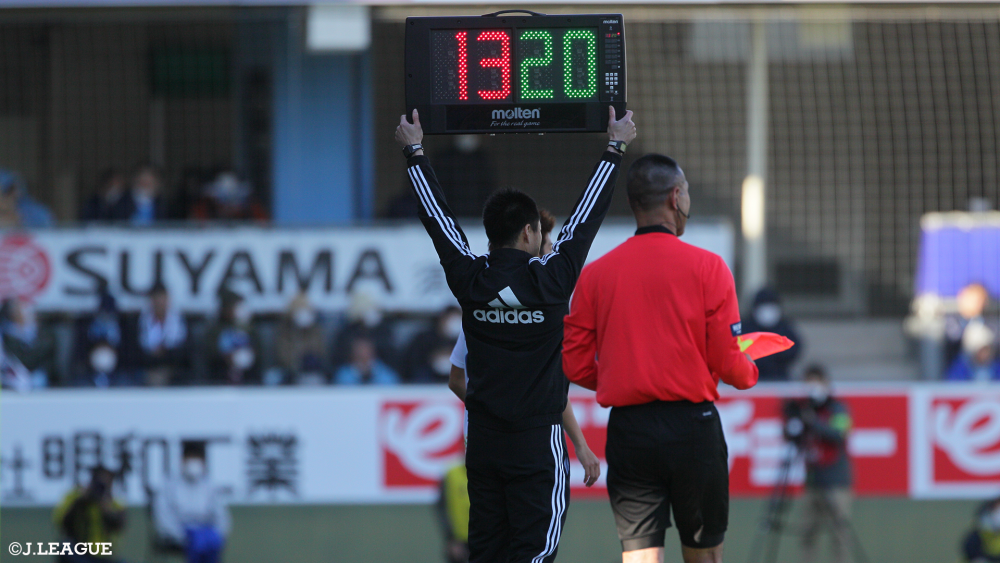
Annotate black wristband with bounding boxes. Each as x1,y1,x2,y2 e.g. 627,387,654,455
608,140,627,154
403,144,423,159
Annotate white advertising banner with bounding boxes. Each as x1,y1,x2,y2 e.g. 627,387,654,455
3,383,1000,507
0,222,733,314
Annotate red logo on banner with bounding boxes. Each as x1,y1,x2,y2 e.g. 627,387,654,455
381,400,465,487
931,396,1000,484
717,394,908,496
0,234,50,301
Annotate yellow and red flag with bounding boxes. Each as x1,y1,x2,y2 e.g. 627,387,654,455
737,332,795,360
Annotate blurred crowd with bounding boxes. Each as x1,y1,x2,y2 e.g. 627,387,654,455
0,282,464,390
3,281,997,390
1,164,268,230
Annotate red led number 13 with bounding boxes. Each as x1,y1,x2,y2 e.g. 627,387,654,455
455,30,511,101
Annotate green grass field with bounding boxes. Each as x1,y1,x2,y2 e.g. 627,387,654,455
2,498,976,562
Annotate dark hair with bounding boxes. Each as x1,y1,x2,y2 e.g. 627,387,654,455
539,209,556,237
482,188,540,249
803,364,828,381
626,154,685,212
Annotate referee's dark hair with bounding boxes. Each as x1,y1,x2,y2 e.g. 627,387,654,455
626,153,686,212
482,187,541,249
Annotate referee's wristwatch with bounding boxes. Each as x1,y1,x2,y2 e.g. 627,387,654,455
608,140,627,155
402,143,423,159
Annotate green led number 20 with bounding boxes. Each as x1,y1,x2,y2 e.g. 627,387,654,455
519,30,597,100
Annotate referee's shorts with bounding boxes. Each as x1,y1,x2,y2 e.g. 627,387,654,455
605,400,729,551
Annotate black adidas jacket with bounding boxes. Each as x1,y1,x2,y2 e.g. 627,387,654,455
406,150,621,431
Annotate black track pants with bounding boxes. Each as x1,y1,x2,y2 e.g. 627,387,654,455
466,422,570,563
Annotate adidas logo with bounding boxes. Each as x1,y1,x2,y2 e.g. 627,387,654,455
474,286,545,323
474,309,545,324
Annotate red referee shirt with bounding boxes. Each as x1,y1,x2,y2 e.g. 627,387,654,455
563,225,758,407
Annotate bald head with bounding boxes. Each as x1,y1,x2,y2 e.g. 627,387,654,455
626,154,687,213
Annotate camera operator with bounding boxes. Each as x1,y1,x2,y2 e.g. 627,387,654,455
784,364,854,563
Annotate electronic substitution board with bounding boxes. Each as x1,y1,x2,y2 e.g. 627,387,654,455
405,12,626,134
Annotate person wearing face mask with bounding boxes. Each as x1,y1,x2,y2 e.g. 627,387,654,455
203,289,261,385
963,497,1000,563
153,441,230,563
276,293,330,384
405,306,463,383
73,287,139,385
0,297,55,388
742,288,802,381
793,365,855,563
331,290,399,373
74,339,131,387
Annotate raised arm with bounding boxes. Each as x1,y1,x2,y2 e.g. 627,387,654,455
396,110,480,297
529,107,637,297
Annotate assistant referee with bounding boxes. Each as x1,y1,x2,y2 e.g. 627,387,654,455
563,154,758,563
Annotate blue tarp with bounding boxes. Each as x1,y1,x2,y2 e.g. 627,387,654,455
915,213,1000,298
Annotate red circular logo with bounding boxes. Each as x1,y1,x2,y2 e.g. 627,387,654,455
0,234,51,301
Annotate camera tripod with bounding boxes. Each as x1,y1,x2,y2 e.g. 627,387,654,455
744,444,870,563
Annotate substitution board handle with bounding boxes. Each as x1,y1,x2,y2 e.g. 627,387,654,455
481,9,547,17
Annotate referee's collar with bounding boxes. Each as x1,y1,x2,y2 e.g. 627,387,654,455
634,225,676,237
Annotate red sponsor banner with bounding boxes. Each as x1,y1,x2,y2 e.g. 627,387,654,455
715,392,907,496
381,400,466,488
912,387,1000,498
379,385,1000,499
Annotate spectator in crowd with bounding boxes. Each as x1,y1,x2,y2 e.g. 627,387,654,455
75,338,132,388
109,164,167,225
80,169,128,222
962,496,1000,563
138,282,189,386
333,335,399,385
0,297,55,388
794,364,855,563
153,440,230,563
53,465,126,563
189,171,268,222
945,283,994,370
276,293,329,384
437,452,470,563
73,287,138,385
203,289,260,385
947,323,1000,382
332,290,397,370
404,306,462,383
0,168,53,228
743,287,802,381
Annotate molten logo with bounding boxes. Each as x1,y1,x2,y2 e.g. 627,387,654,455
492,107,540,120
473,309,545,324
